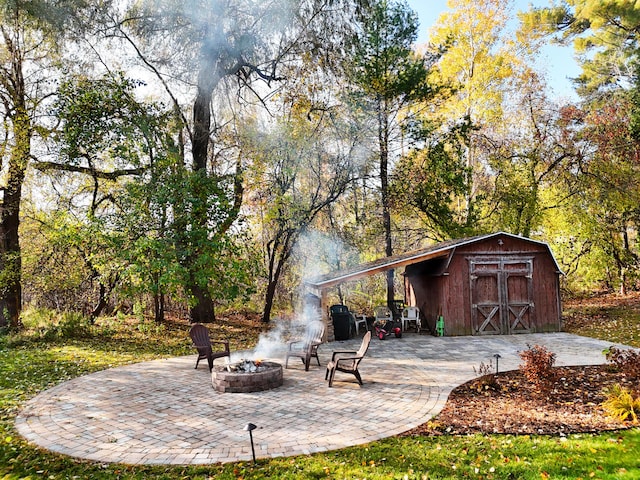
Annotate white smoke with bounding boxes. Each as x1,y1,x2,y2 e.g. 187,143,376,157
296,230,357,281
229,301,323,363
227,230,352,364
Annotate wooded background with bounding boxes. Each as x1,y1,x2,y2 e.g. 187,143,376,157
1,0,638,327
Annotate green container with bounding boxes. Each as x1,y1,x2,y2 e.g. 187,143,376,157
436,315,444,336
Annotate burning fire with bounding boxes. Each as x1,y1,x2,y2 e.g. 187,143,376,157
225,359,267,373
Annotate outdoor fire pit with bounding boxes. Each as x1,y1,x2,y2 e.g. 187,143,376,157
212,360,283,393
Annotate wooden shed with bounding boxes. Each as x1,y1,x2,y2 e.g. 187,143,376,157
305,232,563,337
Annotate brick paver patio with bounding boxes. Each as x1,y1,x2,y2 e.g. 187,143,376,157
16,332,629,465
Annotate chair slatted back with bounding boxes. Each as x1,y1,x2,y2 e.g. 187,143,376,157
341,331,370,371
403,306,419,319
356,331,371,358
307,322,325,344
189,324,211,348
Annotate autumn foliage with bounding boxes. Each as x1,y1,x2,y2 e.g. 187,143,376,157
605,346,640,382
518,344,557,391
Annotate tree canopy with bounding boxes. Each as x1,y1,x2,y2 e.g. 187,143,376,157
4,0,640,326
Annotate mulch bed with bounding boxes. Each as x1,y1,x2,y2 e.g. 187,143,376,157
402,364,638,436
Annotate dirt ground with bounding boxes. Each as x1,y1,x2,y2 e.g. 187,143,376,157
402,364,636,436
402,294,640,436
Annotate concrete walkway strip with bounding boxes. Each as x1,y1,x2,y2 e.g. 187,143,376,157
15,333,630,465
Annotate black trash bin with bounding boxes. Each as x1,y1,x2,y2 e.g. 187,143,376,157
391,299,405,321
329,304,351,341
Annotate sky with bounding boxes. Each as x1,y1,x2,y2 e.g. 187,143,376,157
405,0,581,101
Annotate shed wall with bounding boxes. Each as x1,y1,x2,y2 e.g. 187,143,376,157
404,234,561,336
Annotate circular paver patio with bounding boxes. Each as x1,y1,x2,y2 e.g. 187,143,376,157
16,332,630,465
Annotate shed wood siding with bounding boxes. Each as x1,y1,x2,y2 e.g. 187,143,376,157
305,232,562,338
402,234,561,336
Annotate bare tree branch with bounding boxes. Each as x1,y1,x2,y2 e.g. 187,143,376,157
32,160,147,179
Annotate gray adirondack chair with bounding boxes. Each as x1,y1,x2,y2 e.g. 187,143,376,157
285,322,325,371
325,331,372,387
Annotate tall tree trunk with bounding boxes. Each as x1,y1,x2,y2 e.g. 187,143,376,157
378,97,394,307
186,59,245,323
0,104,29,329
153,271,165,323
261,233,294,324
192,80,213,172
0,169,25,329
262,279,278,324
187,71,218,323
154,292,165,323
90,282,109,322
620,228,633,296
189,283,215,323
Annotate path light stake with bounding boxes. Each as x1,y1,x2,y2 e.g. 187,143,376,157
493,354,502,374
244,423,257,463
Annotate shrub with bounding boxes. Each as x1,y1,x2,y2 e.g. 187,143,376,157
604,346,640,380
519,344,556,390
18,308,93,341
471,360,497,392
602,384,640,423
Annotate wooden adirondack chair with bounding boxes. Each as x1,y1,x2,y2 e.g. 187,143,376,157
325,331,372,387
189,324,230,372
284,322,325,371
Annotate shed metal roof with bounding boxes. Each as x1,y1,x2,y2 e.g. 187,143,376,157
304,231,562,290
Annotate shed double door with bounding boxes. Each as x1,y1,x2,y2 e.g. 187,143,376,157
470,258,534,335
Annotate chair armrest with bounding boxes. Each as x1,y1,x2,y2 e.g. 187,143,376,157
287,339,305,350
287,338,309,350
331,350,357,361
211,340,230,350
288,337,319,346
335,355,360,367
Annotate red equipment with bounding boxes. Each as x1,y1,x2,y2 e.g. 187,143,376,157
373,320,402,340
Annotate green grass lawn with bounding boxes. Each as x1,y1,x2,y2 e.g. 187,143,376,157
1,304,639,479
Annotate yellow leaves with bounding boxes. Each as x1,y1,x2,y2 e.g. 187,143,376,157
501,454,521,464
427,0,521,124
602,384,640,423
